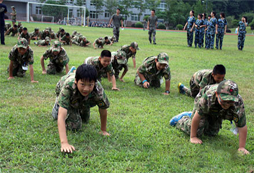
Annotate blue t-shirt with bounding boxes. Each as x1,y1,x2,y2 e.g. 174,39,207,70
187,16,196,30
217,18,227,32
210,17,218,33
0,3,7,24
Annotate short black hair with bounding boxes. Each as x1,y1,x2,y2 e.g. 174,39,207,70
23,27,27,31
152,9,155,13
191,10,194,15
198,14,203,18
202,13,206,19
35,28,39,31
104,36,108,40
100,50,111,58
117,8,121,11
61,29,65,32
211,11,216,16
66,33,70,36
75,64,98,82
220,12,225,18
13,24,17,28
213,64,226,75
243,16,248,22
208,15,211,18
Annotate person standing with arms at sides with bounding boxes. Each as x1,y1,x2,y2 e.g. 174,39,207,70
10,6,16,26
183,10,196,47
108,8,123,43
0,0,7,45
237,16,248,51
216,13,227,50
201,13,207,47
208,11,218,49
194,14,205,48
147,9,158,44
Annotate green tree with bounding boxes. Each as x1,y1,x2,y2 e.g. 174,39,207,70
104,0,118,17
90,0,104,19
145,0,161,11
133,0,147,21
118,0,132,17
42,0,67,22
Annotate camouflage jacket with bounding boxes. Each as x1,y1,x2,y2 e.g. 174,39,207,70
94,38,105,47
238,21,247,33
138,56,171,81
56,73,110,110
41,31,50,40
30,31,41,38
192,69,216,89
217,18,227,32
37,40,49,46
9,45,34,65
79,40,90,47
8,27,18,36
119,45,136,60
187,16,196,30
194,84,246,128
61,35,71,43
43,47,69,66
20,33,30,41
12,10,16,20
85,56,114,77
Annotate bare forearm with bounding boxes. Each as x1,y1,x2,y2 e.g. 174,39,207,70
58,107,68,143
40,56,45,71
190,111,201,138
65,64,69,74
120,68,128,79
99,108,107,131
9,61,14,77
29,65,34,81
132,58,136,68
137,71,146,81
239,125,247,148
165,80,170,91
111,75,117,88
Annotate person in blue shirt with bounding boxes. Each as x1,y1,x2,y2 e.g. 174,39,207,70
207,11,218,49
194,14,205,48
201,13,207,48
205,15,211,49
183,10,196,47
216,12,227,50
0,0,7,45
237,16,248,51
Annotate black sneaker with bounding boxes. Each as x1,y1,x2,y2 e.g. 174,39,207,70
153,42,156,45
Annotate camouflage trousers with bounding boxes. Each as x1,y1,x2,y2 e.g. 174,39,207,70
176,110,223,137
201,30,205,47
113,27,120,41
182,76,200,98
112,58,128,79
148,27,156,43
134,73,161,88
7,64,26,77
52,99,91,131
238,32,246,50
206,32,215,49
187,30,193,46
195,29,202,48
47,62,63,75
216,32,224,49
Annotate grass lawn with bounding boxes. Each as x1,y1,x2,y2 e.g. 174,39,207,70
1,22,254,172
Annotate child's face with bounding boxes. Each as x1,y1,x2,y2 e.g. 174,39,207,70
53,51,60,55
99,56,111,67
216,93,234,110
198,15,201,19
190,11,193,16
129,47,136,53
66,36,70,39
242,17,245,22
36,30,39,33
155,59,167,71
211,12,214,17
46,41,49,45
18,47,28,55
208,16,211,20
75,79,95,97
23,30,27,34
212,74,225,83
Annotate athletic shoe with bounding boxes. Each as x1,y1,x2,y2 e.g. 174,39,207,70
169,112,192,126
67,66,76,75
178,83,185,94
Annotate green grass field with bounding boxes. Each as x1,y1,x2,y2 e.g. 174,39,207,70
1,22,254,172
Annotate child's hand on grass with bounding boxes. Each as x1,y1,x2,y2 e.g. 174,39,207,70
42,70,47,74
31,80,38,83
112,87,120,91
99,131,110,136
8,77,14,80
61,142,75,153
238,148,250,155
190,137,202,144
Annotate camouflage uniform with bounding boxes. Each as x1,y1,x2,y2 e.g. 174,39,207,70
94,38,105,48
108,36,116,43
61,35,71,45
52,73,110,131
30,29,41,40
201,19,207,47
71,31,77,38
18,24,23,34
6,27,18,36
11,9,16,23
42,42,69,74
238,21,247,50
5,23,11,32
111,51,127,79
41,30,50,40
36,37,50,46
59,32,66,38
72,35,82,45
205,20,212,49
134,53,171,88
8,39,34,77
194,19,204,48
79,39,90,47
186,16,196,47
148,15,158,44
206,18,217,49
20,32,30,41
216,18,227,49
85,56,114,81
176,81,246,137
182,69,217,98
111,14,123,42
56,27,63,38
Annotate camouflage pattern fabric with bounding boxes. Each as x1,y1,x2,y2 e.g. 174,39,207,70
186,16,195,46
8,45,34,77
176,84,246,137
238,21,247,50
5,23,11,31
134,55,171,88
30,31,41,40
207,18,217,49
6,27,18,36
36,40,49,46
43,47,69,74
52,73,110,131
85,56,114,80
113,27,120,41
111,51,128,79
119,45,136,60
94,38,105,48
79,40,90,47
194,19,204,48
61,35,71,45
12,9,16,22
216,18,227,49
18,25,23,34
72,35,82,45
20,32,30,41
41,31,50,40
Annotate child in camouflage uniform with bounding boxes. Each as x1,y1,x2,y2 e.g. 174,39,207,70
30,28,40,40
111,50,127,82
78,36,90,47
40,41,69,75
34,36,50,47
7,38,38,83
40,28,51,40
52,64,110,153
93,37,109,49
5,24,18,36
84,50,119,91
19,27,30,44
178,64,226,98
71,30,77,38
118,42,139,70
17,22,23,34
60,33,72,46
72,34,83,45
10,6,16,26
170,80,249,155
237,16,248,51
134,52,171,95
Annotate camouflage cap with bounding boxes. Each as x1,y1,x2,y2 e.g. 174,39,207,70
116,51,127,65
18,22,21,24
11,6,15,8
17,38,28,49
157,52,169,65
52,41,61,52
45,36,50,42
59,27,63,31
73,30,77,34
130,42,139,50
82,36,86,39
217,80,239,102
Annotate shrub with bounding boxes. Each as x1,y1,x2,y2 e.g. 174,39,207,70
176,24,183,30
135,22,143,28
250,21,254,30
158,23,166,29
232,19,239,28
226,15,235,28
